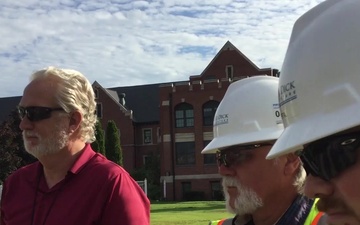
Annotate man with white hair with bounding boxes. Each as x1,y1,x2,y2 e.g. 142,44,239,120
0,67,150,225
203,76,325,225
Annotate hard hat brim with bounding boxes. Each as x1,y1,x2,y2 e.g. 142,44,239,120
266,106,360,159
202,128,283,154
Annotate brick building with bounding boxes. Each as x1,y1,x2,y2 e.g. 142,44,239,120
158,41,278,200
0,41,278,200
91,41,278,200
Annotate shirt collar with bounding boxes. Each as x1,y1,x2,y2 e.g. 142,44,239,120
68,143,96,174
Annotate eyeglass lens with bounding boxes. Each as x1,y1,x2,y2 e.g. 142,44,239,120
17,106,64,122
216,145,264,167
301,132,360,180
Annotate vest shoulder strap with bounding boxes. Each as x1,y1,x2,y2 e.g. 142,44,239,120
208,218,233,225
304,198,327,225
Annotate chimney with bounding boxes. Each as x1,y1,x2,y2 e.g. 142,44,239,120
119,93,126,106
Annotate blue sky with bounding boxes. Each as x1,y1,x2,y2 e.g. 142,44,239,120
0,0,325,97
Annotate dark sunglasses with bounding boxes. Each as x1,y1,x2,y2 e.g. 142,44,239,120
17,106,64,122
216,144,271,167
298,131,360,181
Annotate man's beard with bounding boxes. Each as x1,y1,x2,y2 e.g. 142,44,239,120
23,123,69,158
222,176,263,216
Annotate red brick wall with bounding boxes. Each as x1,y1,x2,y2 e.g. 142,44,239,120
94,86,135,172
134,123,160,168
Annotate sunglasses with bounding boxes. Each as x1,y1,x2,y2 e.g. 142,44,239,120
298,131,360,181
216,144,271,167
17,106,64,122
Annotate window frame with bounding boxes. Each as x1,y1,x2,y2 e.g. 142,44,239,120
226,65,234,80
174,103,194,128
202,100,219,126
96,103,103,118
94,89,99,99
175,142,195,165
143,155,151,168
143,128,152,144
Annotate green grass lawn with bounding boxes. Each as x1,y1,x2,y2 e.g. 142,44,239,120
150,201,233,225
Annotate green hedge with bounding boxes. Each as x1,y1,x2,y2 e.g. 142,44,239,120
183,191,205,201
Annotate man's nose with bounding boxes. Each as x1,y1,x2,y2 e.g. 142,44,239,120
218,163,236,176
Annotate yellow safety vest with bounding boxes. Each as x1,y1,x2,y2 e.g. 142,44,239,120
303,199,325,225
209,219,231,225
209,199,325,225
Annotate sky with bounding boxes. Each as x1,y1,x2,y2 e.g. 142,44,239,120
0,0,325,98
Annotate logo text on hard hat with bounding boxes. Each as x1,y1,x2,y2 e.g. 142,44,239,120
273,103,283,125
215,114,228,125
279,81,297,106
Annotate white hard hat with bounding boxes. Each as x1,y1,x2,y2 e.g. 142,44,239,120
202,76,283,154
267,0,360,159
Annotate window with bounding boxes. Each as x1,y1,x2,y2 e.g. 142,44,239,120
210,181,223,200
157,127,161,143
96,103,102,118
143,155,151,168
175,142,195,165
226,65,234,80
182,182,192,197
203,141,216,164
143,128,152,144
203,100,219,126
204,154,216,164
182,182,192,193
175,103,194,128
94,89,99,99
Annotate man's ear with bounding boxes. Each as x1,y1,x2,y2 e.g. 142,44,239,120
284,153,301,176
68,111,82,133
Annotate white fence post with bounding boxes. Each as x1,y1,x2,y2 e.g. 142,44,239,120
136,178,147,196
163,180,166,200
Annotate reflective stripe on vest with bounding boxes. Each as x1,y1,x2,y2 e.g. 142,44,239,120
208,218,232,225
304,198,326,225
208,220,219,225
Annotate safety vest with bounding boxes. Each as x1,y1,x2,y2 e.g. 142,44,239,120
208,218,232,225
303,198,326,225
209,199,326,225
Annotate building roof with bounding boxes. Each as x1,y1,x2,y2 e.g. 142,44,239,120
0,83,161,125
109,83,160,124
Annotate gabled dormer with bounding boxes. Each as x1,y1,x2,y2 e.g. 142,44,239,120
92,81,133,120
190,41,276,83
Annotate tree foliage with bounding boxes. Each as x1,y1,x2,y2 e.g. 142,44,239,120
131,153,161,200
91,121,106,155
0,110,36,184
105,120,123,166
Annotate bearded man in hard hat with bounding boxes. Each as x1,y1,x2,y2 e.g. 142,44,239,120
202,76,325,225
265,0,360,225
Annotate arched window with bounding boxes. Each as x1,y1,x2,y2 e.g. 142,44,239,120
175,103,194,128
203,100,219,126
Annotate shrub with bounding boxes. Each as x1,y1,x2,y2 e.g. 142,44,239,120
183,191,205,201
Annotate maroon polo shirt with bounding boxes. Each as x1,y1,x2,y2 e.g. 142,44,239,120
1,144,150,225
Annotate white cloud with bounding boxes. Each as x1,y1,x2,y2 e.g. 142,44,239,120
0,0,325,97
